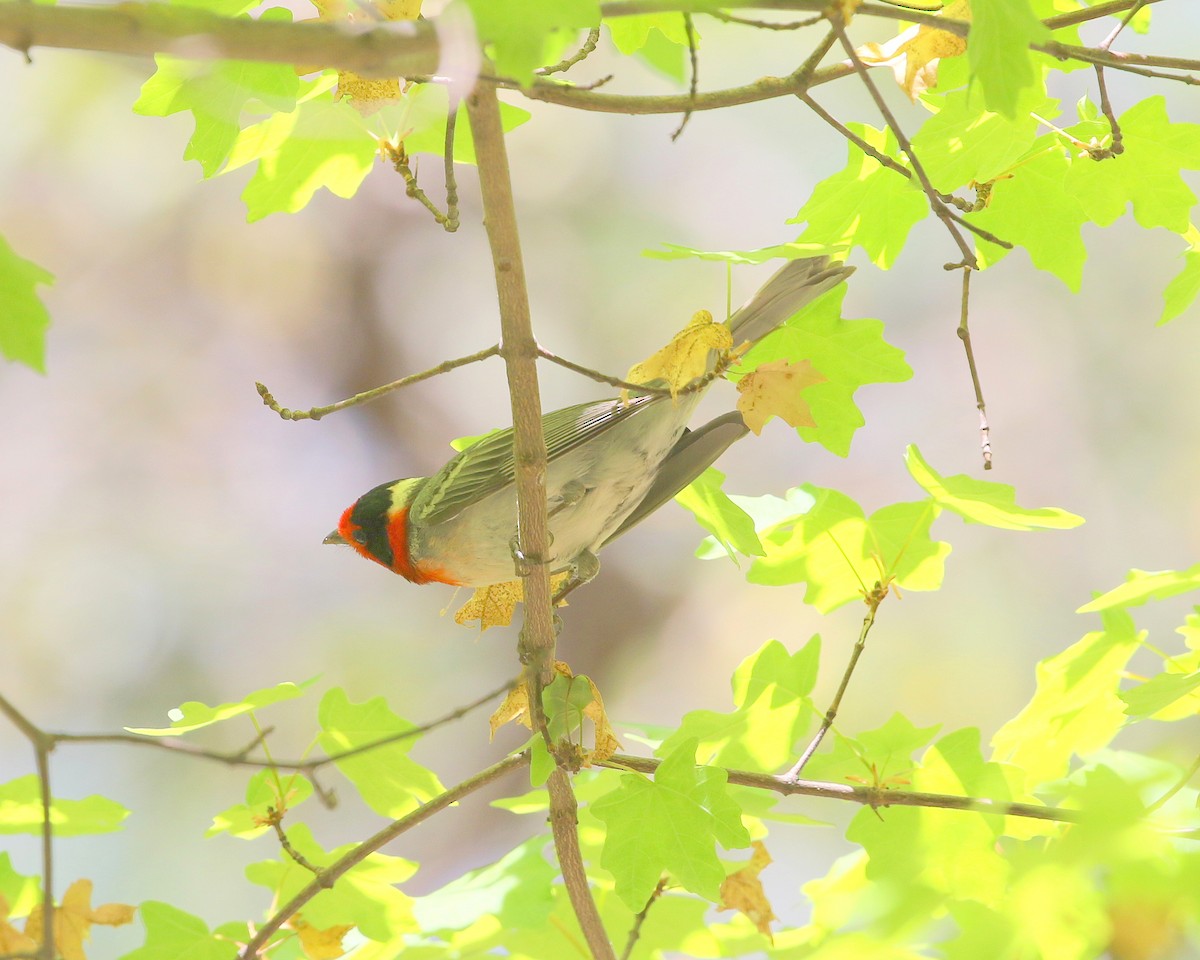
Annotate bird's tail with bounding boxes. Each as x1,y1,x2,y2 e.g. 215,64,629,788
727,256,854,347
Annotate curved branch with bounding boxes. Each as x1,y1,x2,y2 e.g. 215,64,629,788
240,751,529,959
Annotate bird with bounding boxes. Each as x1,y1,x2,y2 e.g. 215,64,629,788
325,256,853,590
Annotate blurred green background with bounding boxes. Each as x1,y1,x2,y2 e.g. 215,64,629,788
2,5,1199,953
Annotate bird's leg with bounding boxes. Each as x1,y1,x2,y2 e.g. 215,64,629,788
509,482,588,577
551,550,600,604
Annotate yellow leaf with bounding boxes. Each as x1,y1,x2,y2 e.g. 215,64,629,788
308,0,423,112
25,879,136,960
455,579,524,630
735,358,826,435
856,0,968,100
719,841,777,942
577,675,621,764
455,572,571,631
489,684,532,739
290,915,354,960
0,896,37,957
625,310,733,399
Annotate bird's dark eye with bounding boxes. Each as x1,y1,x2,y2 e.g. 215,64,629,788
353,529,368,545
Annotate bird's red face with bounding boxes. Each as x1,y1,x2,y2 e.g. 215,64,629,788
330,480,461,586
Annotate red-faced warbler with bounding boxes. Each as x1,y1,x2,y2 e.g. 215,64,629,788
326,256,853,588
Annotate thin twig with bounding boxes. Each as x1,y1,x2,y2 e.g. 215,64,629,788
710,10,821,30
827,11,977,269
272,818,329,879
1093,66,1124,157
382,134,461,229
791,26,837,83
240,751,529,959
34,745,54,960
1099,0,1146,51
1145,751,1200,814
801,93,1012,251
620,877,668,960
955,269,992,469
537,25,601,75
1036,40,1200,83
255,343,500,421
783,585,885,780
536,345,673,396
604,754,1082,823
52,679,516,771
1042,0,1164,31
670,13,699,141
0,694,56,960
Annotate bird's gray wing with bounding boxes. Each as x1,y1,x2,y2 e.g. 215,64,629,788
412,395,661,526
602,411,749,546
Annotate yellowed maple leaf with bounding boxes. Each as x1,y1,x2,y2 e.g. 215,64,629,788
625,310,733,399
719,841,777,942
489,683,532,739
1108,896,1185,960
455,579,524,630
308,0,423,112
489,662,576,739
579,675,620,763
290,915,354,960
455,572,571,631
735,358,825,435
25,880,136,960
0,895,37,957
551,664,622,763
856,0,969,99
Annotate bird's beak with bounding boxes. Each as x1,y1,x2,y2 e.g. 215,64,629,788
323,530,346,545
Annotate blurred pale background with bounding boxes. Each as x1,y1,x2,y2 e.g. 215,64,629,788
2,7,1199,955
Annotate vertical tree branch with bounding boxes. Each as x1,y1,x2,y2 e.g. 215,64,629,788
464,83,615,960
463,85,557,679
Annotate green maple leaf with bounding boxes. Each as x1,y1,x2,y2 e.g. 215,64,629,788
133,52,299,177
801,712,941,787
591,737,750,908
911,86,1045,192
246,823,417,941
223,76,377,221
413,835,556,934
0,235,53,373
743,485,949,612
0,853,39,920
850,729,1011,903
1077,561,1200,614
464,0,600,84
1065,96,1200,234
674,468,764,563
991,608,1141,785
121,902,236,960
969,147,1089,289
318,688,445,820
606,13,694,82
1160,225,1200,325
658,637,819,772
906,445,1084,530
967,0,1050,118
1121,669,1200,719
790,123,927,269
0,776,128,836
125,678,316,736
738,285,912,456
206,769,314,839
